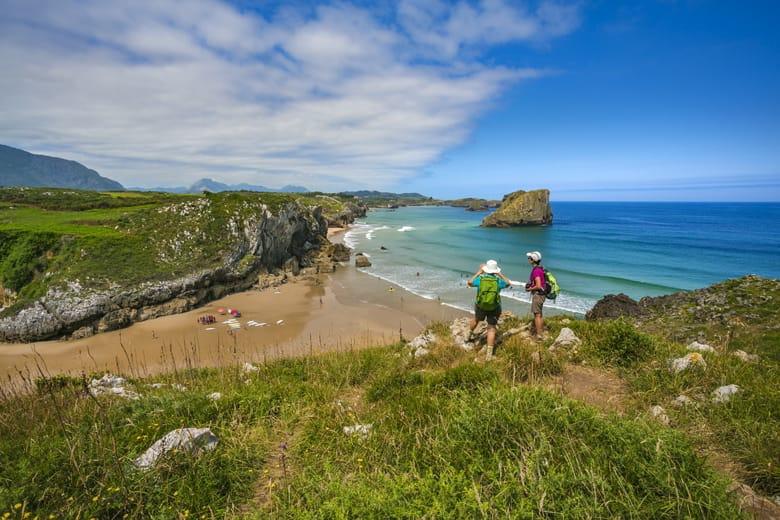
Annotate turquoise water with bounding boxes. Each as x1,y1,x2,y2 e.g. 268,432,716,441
344,203,780,315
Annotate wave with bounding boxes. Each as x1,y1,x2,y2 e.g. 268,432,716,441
397,226,416,232
366,225,390,240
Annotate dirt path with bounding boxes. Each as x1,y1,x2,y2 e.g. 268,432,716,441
556,364,629,414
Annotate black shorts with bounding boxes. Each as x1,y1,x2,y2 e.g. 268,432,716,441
474,305,501,326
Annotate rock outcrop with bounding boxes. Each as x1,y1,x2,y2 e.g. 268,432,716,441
0,201,329,342
586,293,644,320
481,189,552,227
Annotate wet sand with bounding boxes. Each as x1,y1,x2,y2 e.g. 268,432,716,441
0,266,466,384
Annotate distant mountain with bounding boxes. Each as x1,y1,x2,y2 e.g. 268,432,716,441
132,178,309,194
339,190,428,199
0,144,124,191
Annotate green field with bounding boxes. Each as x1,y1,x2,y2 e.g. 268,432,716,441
0,321,747,518
0,188,355,317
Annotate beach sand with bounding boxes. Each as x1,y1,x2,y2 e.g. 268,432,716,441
0,266,466,385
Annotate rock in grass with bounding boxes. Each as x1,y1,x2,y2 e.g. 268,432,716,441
88,374,140,400
242,362,260,373
343,423,373,439
650,405,670,426
207,392,222,401
669,352,707,373
549,327,581,351
712,384,740,403
686,341,716,353
409,330,436,357
134,428,219,470
413,347,430,358
673,395,693,407
732,350,759,363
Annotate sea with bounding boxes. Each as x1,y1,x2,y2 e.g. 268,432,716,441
343,203,780,316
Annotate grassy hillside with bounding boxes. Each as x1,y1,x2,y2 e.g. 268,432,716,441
2,314,763,518
0,188,352,317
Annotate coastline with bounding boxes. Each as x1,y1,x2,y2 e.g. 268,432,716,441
0,263,466,384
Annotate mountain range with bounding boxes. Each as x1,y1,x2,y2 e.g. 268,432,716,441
0,144,123,191
0,144,309,194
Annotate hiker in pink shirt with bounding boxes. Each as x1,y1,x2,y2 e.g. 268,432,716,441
525,251,546,338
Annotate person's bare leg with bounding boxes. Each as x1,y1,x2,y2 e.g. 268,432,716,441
485,325,496,359
534,313,544,338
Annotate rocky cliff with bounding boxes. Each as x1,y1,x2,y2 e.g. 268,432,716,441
0,191,365,342
481,189,552,227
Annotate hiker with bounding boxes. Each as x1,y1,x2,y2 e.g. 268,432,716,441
467,259,512,360
525,251,546,338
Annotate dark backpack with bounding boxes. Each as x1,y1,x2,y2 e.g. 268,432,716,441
476,275,501,311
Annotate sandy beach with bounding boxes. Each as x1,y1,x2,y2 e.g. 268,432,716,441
0,264,466,385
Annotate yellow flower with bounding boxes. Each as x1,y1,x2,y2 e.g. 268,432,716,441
22,513,30,519
14,504,22,510
49,515,56,520
92,496,100,502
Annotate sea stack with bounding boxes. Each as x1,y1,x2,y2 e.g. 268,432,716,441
481,189,552,227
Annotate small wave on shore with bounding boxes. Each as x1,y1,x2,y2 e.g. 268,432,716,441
397,226,416,232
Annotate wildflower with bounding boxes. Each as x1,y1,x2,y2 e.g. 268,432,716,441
92,496,100,502
14,504,22,510
22,513,31,519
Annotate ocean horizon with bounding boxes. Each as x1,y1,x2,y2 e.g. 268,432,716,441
344,202,780,316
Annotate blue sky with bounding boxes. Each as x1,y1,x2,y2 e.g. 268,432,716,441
0,1,778,200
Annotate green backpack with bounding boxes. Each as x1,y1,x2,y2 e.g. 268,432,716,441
476,275,501,311
541,267,560,300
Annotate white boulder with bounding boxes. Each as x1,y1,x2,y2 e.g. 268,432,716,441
732,350,759,363
89,374,139,400
549,327,581,351
134,428,219,470
413,347,430,358
649,405,670,426
712,384,740,403
686,341,715,353
242,362,260,373
207,392,222,401
343,423,373,439
409,330,437,357
673,395,693,407
669,352,707,373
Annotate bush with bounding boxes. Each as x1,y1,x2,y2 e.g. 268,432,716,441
593,319,656,367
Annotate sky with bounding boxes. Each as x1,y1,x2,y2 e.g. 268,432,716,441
0,0,778,201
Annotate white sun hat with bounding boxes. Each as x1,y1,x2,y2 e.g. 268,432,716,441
526,251,542,262
482,259,501,274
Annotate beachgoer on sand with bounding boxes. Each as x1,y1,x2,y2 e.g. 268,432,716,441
525,251,546,338
467,259,512,360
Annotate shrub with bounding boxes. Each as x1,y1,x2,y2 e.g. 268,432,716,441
593,319,656,367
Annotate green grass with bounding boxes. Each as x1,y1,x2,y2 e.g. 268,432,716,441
548,287,780,497
0,343,743,518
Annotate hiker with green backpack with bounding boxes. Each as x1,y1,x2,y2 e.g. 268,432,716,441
467,259,512,361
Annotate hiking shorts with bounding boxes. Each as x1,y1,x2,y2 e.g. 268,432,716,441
474,305,501,326
531,293,546,315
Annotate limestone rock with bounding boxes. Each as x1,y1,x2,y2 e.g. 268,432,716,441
650,405,670,426
242,362,260,373
673,395,693,407
549,327,581,351
89,374,139,400
134,428,219,470
343,423,372,438
712,384,740,403
687,341,715,353
732,350,758,363
481,189,552,227
355,254,372,268
207,392,222,401
669,352,707,373
409,330,437,357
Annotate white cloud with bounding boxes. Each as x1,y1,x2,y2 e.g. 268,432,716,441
0,0,580,190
